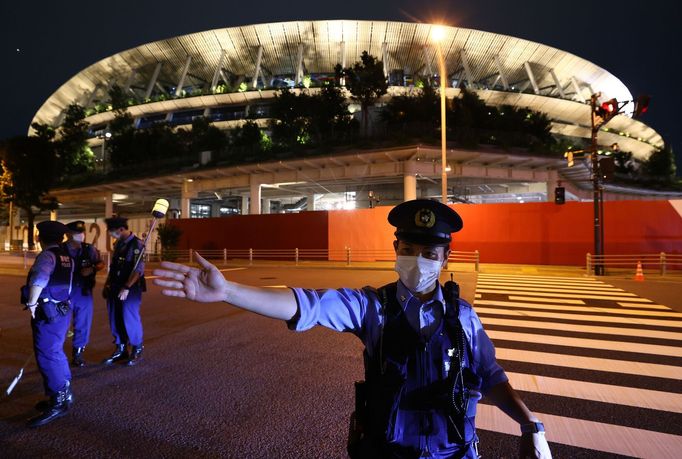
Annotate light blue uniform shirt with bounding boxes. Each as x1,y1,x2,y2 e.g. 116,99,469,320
289,279,508,396
29,244,59,288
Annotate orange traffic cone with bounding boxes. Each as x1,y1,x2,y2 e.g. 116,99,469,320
634,261,644,281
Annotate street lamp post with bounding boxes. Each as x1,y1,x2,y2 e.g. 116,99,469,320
432,26,448,205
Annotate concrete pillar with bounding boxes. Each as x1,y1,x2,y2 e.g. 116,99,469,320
211,203,221,218
104,194,114,218
249,177,261,215
306,194,317,211
262,199,271,214
50,210,58,221
241,195,249,215
546,170,560,202
403,161,417,201
181,179,197,219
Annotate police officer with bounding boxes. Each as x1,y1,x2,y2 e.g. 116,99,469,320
23,221,75,428
102,216,147,366
152,199,552,458
63,220,104,367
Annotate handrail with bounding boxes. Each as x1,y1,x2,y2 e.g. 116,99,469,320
147,247,481,271
586,252,682,275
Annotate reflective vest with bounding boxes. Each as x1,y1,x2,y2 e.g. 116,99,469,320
40,246,73,303
363,281,479,456
109,235,144,289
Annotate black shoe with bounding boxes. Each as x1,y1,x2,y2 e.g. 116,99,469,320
126,345,143,366
102,344,128,366
34,391,73,411
28,382,73,428
71,346,86,367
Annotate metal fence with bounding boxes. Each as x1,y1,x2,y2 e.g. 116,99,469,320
587,252,682,275
147,248,481,271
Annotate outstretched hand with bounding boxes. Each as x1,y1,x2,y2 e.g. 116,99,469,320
520,432,552,459
153,252,228,303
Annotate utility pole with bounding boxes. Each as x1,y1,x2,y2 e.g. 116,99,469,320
590,93,605,276
565,93,650,276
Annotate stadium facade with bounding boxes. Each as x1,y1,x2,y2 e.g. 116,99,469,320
30,20,671,222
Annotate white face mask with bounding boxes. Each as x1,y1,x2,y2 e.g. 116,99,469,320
109,230,121,240
394,255,443,294
72,233,85,243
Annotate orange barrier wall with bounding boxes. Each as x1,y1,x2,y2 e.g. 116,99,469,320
172,212,329,251
172,200,682,266
328,200,682,265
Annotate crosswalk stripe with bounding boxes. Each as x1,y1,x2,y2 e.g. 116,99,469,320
476,404,682,458
505,372,682,414
500,296,586,305
476,283,624,294
478,274,603,283
480,316,682,341
495,348,681,379
477,277,611,286
488,330,682,357
619,302,672,310
477,279,624,292
478,289,645,301
476,302,682,323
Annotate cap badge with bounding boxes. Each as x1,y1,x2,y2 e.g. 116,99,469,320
415,209,436,228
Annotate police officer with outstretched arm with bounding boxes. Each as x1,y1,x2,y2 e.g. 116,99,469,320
63,220,105,367
152,199,552,458
102,216,147,366
23,221,75,428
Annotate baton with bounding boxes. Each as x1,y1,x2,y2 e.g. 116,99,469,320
6,353,33,396
130,198,169,274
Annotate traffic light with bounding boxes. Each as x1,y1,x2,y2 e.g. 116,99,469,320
555,186,565,205
595,98,618,120
634,95,650,118
599,156,615,180
564,151,574,167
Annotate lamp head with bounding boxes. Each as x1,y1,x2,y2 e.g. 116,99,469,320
151,198,169,218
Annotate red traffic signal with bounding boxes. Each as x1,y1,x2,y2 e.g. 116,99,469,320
634,95,650,118
594,98,618,121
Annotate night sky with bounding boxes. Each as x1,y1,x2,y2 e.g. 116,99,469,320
2,0,679,171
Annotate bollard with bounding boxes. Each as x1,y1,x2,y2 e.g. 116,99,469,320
189,248,193,263
23,250,27,270
586,253,591,275
295,248,299,266
223,248,227,266
660,252,666,276
107,251,111,273
249,248,253,266
346,247,351,267
474,250,480,272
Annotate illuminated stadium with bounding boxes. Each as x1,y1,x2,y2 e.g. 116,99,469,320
31,20,670,219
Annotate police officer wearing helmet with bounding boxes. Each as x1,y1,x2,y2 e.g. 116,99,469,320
102,216,147,366
63,220,104,367
23,221,75,428
152,199,552,458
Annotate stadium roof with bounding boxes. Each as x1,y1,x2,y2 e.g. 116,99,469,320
34,20,639,125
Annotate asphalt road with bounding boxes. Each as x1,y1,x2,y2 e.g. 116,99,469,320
1,267,680,458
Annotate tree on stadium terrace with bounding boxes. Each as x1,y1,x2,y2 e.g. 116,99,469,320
381,84,440,140
0,135,59,250
55,103,95,177
335,51,388,136
643,145,678,184
106,85,137,169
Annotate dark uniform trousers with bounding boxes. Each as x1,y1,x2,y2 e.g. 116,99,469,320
32,312,71,395
107,286,143,346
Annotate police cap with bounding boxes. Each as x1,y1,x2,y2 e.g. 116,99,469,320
105,216,128,230
36,221,68,240
388,199,463,245
66,220,86,233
